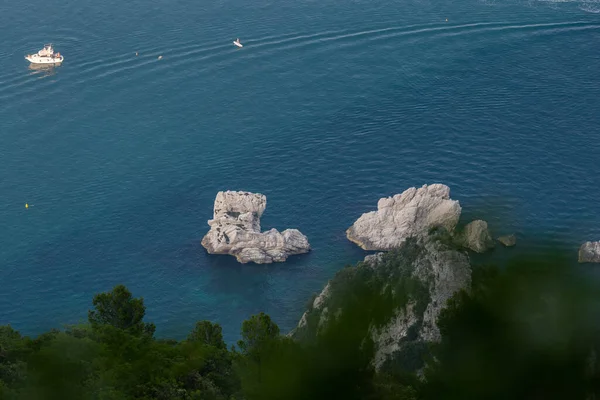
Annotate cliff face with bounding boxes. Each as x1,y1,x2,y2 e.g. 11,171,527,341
292,232,471,370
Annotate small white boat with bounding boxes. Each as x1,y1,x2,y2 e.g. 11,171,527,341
233,38,243,48
25,44,64,64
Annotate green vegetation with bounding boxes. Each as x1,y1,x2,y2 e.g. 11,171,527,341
1,245,600,399
423,252,600,400
296,239,433,345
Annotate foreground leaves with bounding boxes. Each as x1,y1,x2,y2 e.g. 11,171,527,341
2,245,600,399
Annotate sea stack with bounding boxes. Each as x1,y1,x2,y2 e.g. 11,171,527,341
201,191,310,264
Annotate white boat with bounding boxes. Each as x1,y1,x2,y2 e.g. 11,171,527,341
25,44,64,64
233,38,243,48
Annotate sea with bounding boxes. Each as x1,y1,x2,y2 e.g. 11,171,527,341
1,0,600,343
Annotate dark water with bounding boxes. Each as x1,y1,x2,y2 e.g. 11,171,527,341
1,0,600,342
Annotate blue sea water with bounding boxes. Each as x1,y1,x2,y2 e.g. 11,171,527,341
1,0,600,343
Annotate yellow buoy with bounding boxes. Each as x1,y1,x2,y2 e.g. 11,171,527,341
25,203,28,209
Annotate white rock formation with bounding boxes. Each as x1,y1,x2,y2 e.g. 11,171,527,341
346,184,462,251
579,241,600,263
201,191,310,264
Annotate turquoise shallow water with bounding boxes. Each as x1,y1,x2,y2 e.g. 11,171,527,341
1,0,600,342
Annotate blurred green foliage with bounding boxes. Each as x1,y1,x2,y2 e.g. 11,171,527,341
1,244,599,399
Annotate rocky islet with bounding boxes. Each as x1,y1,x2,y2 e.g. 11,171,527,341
201,191,310,264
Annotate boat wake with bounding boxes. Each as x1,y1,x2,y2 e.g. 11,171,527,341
1,19,599,106
579,2,600,13
529,0,600,13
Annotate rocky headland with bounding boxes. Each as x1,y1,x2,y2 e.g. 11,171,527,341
293,183,514,370
201,191,310,264
293,232,471,370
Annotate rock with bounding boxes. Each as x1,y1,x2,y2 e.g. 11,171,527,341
291,282,331,337
363,252,385,267
411,239,471,343
579,241,600,263
497,234,517,247
312,282,331,310
201,191,310,264
291,234,471,370
459,220,495,253
371,238,471,368
346,184,462,251
371,303,419,368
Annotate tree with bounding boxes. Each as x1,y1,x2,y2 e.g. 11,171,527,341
181,321,240,398
237,313,280,355
0,325,30,389
424,255,600,400
188,321,226,349
21,332,100,400
176,341,240,399
372,372,419,400
235,313,281,399
88,285,155,336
